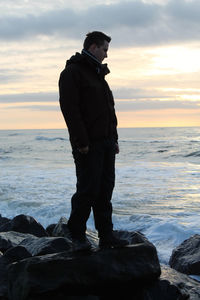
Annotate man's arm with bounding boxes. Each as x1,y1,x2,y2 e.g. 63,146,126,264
59,65,89,148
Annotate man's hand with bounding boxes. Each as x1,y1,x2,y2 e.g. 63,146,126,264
115,143,120,154
78,146,89,154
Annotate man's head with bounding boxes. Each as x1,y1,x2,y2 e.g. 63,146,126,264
83,31,111,63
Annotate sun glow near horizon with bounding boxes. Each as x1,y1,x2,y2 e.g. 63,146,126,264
1,2,200,130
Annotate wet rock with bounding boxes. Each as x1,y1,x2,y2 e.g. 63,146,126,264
46,223,56,236
8,241,161,300
159,265,200,299
169,234,200,275
0,215,10,227
0,231,35,253
0,256,10,298
4,246,32,263
52,216,70,237
19,236,72,256
0,215,48,237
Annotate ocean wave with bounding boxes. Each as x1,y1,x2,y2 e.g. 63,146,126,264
190,140,200,143
8,133,22,137
35,136,67,142
0,149,12,154
185,151,200,157
157,150,168,153
0,156,10,160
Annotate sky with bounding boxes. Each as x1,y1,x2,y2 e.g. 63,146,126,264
1,0,200,129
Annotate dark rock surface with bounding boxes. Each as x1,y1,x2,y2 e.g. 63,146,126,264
46,223,56,236
8,242,160,300
4,245,32,263
160,265,200,299
19,236,72,256
169,234,200,275
52,216,70,237
0,215,10,227
0,231,35,253
0,255,10,298
0,214,199,300
0,214,48,237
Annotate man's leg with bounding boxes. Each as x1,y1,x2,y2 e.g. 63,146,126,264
68,144,104,239
92,139,115,236
93,139,129,248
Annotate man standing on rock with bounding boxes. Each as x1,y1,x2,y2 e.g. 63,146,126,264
59,31,128,250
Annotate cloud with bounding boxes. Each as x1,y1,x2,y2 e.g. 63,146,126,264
2,91,199,112
115,99,200,111
5,104,59,111
0,1,158,42
1,0,200,46
113,87,171,100
0,92,58,103
7,99,200,113
0,69,25,83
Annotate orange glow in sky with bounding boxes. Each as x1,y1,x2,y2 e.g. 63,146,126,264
1,0,200,129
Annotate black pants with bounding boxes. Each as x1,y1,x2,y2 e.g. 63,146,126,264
68,138,116,238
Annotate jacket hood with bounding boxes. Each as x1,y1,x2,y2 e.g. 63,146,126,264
65,51,110,76
65,52,84,67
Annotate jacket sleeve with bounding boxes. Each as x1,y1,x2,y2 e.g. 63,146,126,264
59,65,89,148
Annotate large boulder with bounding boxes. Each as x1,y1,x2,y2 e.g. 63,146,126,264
19,236,72,256
4,246,32,263
159,265,200,299
0,255,10,298
169,234,200,275
0,231,35,253
0,214,10,227
0,215,48,237
7,240,161,300
52,216,69,237
46,223,56,236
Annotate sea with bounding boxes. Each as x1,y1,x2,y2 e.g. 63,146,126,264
1,127,200,274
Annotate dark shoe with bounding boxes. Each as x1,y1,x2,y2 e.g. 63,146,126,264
66,223,92,251
71,236,92,251
99,232,129,249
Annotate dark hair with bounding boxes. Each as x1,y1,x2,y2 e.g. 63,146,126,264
83,31,111,50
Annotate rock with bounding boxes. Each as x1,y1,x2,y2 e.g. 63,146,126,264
0,215,10,227
114,229,151,245
169,234,200,275
0,256,9,298
52,216,99,248
52,216,70,237
101,265,199,300
19,236,72,256
26,294,98,300
0,214,48,237
4,246,32,263
0,231,35,253
8,240,161,300
160,265,200,299
46,223,56,236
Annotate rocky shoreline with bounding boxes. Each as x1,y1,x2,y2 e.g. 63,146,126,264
0,214,200,300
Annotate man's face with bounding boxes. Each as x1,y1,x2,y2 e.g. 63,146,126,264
92,40,109,63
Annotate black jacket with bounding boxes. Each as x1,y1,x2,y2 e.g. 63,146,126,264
59,51,118,148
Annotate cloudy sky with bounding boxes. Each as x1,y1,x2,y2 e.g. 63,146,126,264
1,0,200,129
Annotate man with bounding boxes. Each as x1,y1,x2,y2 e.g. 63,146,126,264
59,31,128,250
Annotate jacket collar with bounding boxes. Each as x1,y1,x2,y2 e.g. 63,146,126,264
82,49,101,65
81,49,110,77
